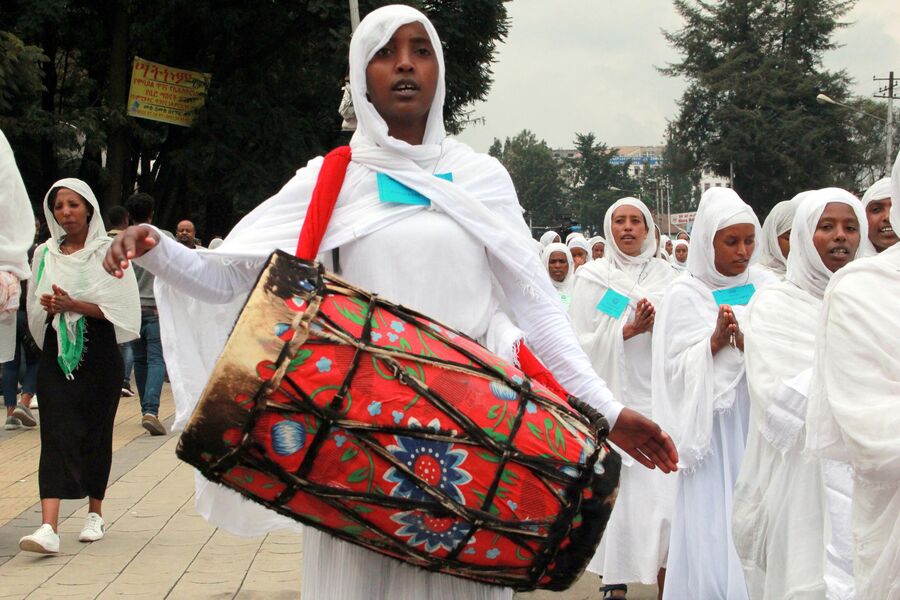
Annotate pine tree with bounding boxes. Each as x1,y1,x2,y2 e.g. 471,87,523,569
663,0,858,215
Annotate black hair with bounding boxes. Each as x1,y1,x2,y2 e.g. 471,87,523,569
106,205,130,228
47,186,94,222
126,192,155,223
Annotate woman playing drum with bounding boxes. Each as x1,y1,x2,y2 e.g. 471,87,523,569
104,6,677,599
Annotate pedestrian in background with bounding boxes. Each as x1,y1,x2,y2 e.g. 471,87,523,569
19,179,139,554
123,193,168,435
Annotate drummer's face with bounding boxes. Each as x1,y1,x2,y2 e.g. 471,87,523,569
366,22,438,144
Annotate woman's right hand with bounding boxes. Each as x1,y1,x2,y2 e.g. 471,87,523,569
710,304,737,355
103,225,160,278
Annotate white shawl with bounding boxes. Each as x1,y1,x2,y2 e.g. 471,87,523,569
141,4,623,539
732,190,866,598
804,154,900,599
859,176,892,255
756,195,804,278
541,242,574,304
571,198,674,420
0,129,35,362
652,187,774,470
539,230,559,247
671,239,689,271
27,179,139,376
785,188,870,299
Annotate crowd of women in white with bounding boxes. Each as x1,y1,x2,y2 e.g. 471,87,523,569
539,167,899,599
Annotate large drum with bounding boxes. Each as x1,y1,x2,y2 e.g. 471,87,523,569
176,250,620,591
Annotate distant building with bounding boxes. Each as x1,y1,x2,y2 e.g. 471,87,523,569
698,166,731,193
610,146,665,178
552,145,665,178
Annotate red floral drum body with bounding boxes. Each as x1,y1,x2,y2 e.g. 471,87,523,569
176,250,620,591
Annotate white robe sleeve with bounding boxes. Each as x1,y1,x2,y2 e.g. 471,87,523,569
134,229,265,304
488,253,623,428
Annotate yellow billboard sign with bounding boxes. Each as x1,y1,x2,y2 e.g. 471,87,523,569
126,57,211,127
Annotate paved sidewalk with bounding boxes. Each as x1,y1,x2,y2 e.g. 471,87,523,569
0,384,656,599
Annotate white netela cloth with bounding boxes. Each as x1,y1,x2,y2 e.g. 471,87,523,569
0,129,35,362
653,187,774,600
27,179,139,376
804,153,900,599
756,196,804,279
732,189,866,599
134,6,623,600
541,242,574,306
571,198,677,584
859,176,892,255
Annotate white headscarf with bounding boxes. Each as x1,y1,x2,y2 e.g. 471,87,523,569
671,239,689,270
542,242,574,298
659,234,672,261
27,179,139,377
571,198,676,419
785,188,869,299
757,196,803,277
651,187,775,469
801,152,900,599
0,129,35,362
565,231,585,244
347,4,445,162
540,230,560,247
859,177,893,255
686,187,762,289
589,235,606,255
567,236,591,266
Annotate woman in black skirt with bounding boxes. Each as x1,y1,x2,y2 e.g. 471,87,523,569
20,179,139,554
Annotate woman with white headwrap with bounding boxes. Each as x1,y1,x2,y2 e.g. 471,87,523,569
567,236,591,271
18,179,139,555
651,187,777,600
539,230,560,247
571,198,677,597
589,235,606,260
542,242,575,308
103,6,677,599
860,177,898,254
756,195,804,279
732,189,867,600
805,154,900,600
671,239,689,271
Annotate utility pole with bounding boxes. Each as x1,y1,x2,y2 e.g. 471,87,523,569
874,71,898,174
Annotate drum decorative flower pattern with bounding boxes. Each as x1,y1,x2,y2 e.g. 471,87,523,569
177,251,620,591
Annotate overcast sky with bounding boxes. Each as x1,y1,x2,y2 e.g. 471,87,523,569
454,0,900,152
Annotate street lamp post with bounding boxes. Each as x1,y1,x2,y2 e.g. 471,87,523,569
817,93,892,174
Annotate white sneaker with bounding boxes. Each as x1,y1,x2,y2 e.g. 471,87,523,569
19,524,60,554
29,395,38,409
78,512,105,542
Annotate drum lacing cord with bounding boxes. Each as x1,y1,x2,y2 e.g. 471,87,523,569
265,294,323,395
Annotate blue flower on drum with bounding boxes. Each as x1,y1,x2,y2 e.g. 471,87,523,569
392,511,472,553
385,433,472,504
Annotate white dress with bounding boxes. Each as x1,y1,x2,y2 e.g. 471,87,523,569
570,250,677,586
652,274,773,600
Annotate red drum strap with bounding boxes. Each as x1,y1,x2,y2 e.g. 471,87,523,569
293,145,570,397
295,146,352,260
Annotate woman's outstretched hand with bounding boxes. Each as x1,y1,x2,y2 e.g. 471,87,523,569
103,225,160,278
608,407,679,473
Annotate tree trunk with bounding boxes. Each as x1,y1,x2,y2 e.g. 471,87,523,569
102,0,130,210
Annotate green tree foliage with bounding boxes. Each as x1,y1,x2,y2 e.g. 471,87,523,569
489,130,566,228
564,133,636,231
663,0,859,215
1,0,508,237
